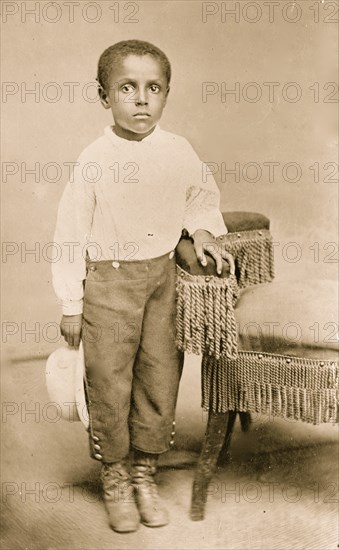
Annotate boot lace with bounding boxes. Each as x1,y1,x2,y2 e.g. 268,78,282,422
101,463,132,500
132,465,160,501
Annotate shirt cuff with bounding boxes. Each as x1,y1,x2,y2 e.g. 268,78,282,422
185,212,228,239
61,299,83,316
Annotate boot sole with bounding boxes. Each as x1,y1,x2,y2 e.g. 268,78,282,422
141,520,169,528
110,524,140,533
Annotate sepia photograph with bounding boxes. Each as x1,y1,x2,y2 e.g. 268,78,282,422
1,1,338,548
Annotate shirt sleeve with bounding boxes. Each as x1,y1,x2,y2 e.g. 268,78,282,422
181,141,227,238
51,159,96,315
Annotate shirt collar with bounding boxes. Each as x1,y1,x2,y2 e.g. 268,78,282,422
104,124,161,146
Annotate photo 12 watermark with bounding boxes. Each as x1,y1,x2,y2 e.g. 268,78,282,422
201,1,339,24
1,319,141,344
2,400,119,425
201,81,338,104
1,160,140,183
1,79,150,104
1,240,141,264
195,480,339,504
201,161,339,184
1,479,135,503
1,1,141,24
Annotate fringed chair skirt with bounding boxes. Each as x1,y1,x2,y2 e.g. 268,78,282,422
175,214,338,426
202,351,339,425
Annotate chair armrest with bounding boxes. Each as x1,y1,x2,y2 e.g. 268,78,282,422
176,211,274,284
222,212,270,233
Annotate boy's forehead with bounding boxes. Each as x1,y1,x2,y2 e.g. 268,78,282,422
110,54,166,81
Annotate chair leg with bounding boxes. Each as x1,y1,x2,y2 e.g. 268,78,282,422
217,410,237,466
191,411,229,521
239,411,252,432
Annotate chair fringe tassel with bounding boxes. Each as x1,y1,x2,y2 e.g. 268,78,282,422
175,267,239,360
220,228,275,288
202,351,339,425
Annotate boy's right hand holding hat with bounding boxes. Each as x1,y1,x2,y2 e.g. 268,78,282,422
60,314,82,349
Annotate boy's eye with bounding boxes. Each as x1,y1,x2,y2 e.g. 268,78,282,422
121,84,135,93
149,84,160,93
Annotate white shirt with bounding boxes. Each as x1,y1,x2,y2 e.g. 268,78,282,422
52,125,227,315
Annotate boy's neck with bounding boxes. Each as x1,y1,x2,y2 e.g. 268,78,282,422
112,124,157,142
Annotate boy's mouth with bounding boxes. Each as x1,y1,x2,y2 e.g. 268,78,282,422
133,113,151,118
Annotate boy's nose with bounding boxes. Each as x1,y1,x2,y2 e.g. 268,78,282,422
135,89,148,106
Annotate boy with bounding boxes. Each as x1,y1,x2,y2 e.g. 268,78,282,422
52,40,233,533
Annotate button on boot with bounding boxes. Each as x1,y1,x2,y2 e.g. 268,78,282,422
100,461,140,533
131,454,169,528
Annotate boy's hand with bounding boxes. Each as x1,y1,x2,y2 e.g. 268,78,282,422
192,229,235,276
60,314,83,349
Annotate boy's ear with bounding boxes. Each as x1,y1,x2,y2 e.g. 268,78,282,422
98,84,110,109
162,86,170,107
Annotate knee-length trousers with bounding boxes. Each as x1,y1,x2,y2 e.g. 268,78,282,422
82,252,184,463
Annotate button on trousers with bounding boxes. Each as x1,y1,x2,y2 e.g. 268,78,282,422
82,252,184,463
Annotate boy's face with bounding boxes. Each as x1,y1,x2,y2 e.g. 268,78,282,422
99,54,169,141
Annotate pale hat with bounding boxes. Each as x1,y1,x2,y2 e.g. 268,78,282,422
45,341,89,429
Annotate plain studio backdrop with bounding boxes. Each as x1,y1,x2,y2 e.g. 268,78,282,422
1,1,338,549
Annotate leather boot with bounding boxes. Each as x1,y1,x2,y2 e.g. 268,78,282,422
100,461,140,533
131,452,169,528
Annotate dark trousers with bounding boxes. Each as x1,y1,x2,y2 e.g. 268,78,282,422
82,252,184,463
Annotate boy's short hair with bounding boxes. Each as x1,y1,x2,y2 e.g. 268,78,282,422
97,39,171,91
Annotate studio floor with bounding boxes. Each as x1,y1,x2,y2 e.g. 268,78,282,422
1,354,338,550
